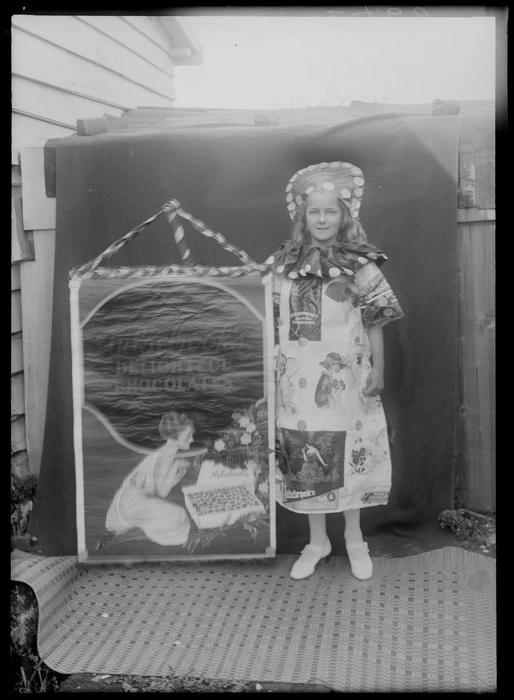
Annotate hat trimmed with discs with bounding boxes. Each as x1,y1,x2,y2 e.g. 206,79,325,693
285,161,365,221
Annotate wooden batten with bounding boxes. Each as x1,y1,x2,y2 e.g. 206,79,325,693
11,373,25,419
457,208,495,223
11,198,34,263
20,229,56,476
457,113,495,210
11,334,24,376
76,117,110,137
20,149,56,230
12,164,22,187
11,264,21,292
454,113,495,513
455,219,495,512
11,289,22,335
11,415,27,455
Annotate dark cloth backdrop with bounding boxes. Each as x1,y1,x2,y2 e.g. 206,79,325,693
31,113,463,556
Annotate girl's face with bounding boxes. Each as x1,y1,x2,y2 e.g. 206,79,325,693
326,356,342,372
177,426,194,451
305,191,343,246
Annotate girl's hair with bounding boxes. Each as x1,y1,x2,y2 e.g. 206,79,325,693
291,197,368,246
159,412,194,440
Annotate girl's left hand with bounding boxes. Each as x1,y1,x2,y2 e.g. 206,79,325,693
362,367,384,396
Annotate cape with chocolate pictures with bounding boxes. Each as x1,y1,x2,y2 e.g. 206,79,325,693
32,105,466,556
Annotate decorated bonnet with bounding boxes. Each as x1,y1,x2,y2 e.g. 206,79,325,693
264,159,388,279
285,161,365,220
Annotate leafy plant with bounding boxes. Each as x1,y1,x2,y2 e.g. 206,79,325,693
98,671,250,692
438,508,495,541
11,474,38,536
185,524,227,554
10,651,62,694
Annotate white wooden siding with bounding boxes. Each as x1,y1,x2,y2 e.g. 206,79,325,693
11,15,178,163
12,28,175,110
124,16,172,52
12,17,175,100
12,113,75,165
13,76,126,130
77,15,175,75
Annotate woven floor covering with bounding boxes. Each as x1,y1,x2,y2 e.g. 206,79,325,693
11,547,495,693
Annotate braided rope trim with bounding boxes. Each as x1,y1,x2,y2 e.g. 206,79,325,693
71,199,260,278
172,203,254,266
169,215,192,263
70,264,267,281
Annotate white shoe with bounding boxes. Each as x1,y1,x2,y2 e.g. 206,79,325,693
346,541,373,580
290,539,332,580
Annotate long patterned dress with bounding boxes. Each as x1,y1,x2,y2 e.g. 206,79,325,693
269,241,404,514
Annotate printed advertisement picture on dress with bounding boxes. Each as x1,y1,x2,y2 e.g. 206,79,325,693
278,428,346,502
70,273,275,563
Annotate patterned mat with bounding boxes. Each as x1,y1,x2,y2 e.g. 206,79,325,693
11,547,495,693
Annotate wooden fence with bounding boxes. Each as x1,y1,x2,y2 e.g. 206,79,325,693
454,112,495,513
454,212,495,512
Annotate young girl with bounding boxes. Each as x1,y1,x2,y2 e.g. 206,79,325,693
100,411,195,548
265,161,404,581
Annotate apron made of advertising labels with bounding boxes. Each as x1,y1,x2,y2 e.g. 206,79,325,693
274,262,399,514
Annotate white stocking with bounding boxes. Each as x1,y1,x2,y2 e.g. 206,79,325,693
308,513,327,546
343,508,364,544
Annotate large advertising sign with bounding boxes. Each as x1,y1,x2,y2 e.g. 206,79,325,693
70,270,275,563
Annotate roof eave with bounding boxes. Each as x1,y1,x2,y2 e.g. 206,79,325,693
153,16,204,66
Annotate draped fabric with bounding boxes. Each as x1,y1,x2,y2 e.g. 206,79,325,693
31,113,463,555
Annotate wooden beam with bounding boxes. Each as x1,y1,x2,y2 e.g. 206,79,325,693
12,165,22,187
20,229,56,476
11,335,24,375
11,263,21,292
11,415,27,455
11,198,34,263
457,208,496,223
458,148,477,208
475,147,495,210
458,113,495,209
456,220,495,512
11,289,22,335
11,373,25,419
76,117,109,136
20,148,57,230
